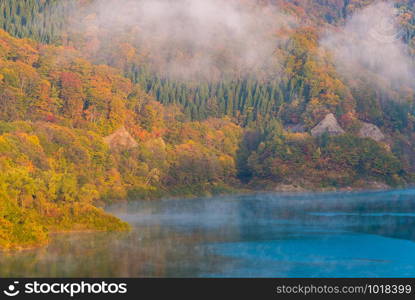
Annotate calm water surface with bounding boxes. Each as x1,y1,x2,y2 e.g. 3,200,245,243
2,189,415,277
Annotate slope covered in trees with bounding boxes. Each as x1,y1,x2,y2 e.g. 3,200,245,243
0,0,415,248
1,1,414,126
0,28,245,248
0,0,77,44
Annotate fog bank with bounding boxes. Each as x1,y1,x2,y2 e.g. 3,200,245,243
75,0,294,81
321,1,414,91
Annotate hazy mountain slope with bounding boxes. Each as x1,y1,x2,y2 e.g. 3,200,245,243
0,0,414,248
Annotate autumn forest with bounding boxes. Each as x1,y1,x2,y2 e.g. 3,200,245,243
1,0,415,249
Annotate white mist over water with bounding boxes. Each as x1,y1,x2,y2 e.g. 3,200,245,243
2,189,415,277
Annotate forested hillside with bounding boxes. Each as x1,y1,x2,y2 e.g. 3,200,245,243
1,0,415,248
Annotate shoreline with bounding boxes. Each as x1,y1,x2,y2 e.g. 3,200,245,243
3,183,414,252
133,181,413,202
0,228,129,253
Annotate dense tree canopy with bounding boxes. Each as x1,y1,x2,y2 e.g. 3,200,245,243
0,0,415,248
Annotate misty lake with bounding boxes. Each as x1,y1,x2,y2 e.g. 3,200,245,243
2,189,415,277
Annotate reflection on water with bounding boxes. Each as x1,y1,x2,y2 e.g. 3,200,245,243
1,189,415,277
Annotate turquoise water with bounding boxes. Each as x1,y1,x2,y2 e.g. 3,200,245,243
1,189,415,277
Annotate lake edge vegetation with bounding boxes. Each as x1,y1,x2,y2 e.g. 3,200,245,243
1,0,415,249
